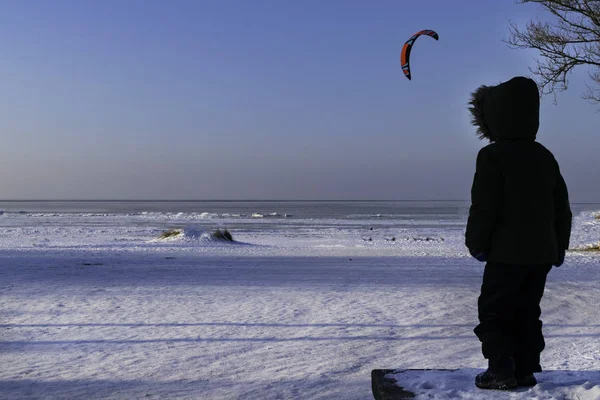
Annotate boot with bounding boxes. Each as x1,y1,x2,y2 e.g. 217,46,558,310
515,373,537,387
475,358,517,390
513,357,540,387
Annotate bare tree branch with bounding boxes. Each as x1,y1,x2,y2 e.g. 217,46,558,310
506,0,600,105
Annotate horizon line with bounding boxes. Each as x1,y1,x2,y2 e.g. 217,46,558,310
0,199,599,205
0,198,471,202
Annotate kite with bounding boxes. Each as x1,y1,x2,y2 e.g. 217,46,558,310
400,29,439,80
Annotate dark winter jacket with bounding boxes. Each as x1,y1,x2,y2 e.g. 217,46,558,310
465,76,572,265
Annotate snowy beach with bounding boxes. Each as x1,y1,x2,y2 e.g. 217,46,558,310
1,201,599,399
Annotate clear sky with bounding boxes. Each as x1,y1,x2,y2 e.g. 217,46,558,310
0,0,598,201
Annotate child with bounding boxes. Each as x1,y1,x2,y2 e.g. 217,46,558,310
465,76,572,390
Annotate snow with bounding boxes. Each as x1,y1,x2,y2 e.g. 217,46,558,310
387,369,600,399
1,209,599,399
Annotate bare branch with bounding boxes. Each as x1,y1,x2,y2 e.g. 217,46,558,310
507,0,600,105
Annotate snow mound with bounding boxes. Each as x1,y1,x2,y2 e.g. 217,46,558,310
571,241,600,252
386,369,600,400
151,226,235,243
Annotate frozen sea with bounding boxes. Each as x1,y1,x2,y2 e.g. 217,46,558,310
1,200,599,399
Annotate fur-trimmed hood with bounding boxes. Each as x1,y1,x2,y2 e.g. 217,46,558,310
468,76,540,142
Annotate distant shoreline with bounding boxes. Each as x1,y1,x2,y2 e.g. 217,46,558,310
1,199,599,205
0,199,473,203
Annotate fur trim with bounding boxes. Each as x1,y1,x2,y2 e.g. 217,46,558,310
468,85,494,141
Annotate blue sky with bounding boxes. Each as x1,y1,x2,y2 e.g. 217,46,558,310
0,0,598,201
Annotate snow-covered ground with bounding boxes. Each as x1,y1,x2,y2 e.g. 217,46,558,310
1,208,599,399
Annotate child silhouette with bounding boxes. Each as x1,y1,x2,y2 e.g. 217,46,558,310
465,76,572,390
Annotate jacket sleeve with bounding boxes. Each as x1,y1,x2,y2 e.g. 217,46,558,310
554,161,572,252
465,147,502,252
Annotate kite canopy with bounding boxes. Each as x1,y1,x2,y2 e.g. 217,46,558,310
400,30,439,80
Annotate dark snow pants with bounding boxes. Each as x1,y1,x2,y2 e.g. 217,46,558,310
474,262,552,374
